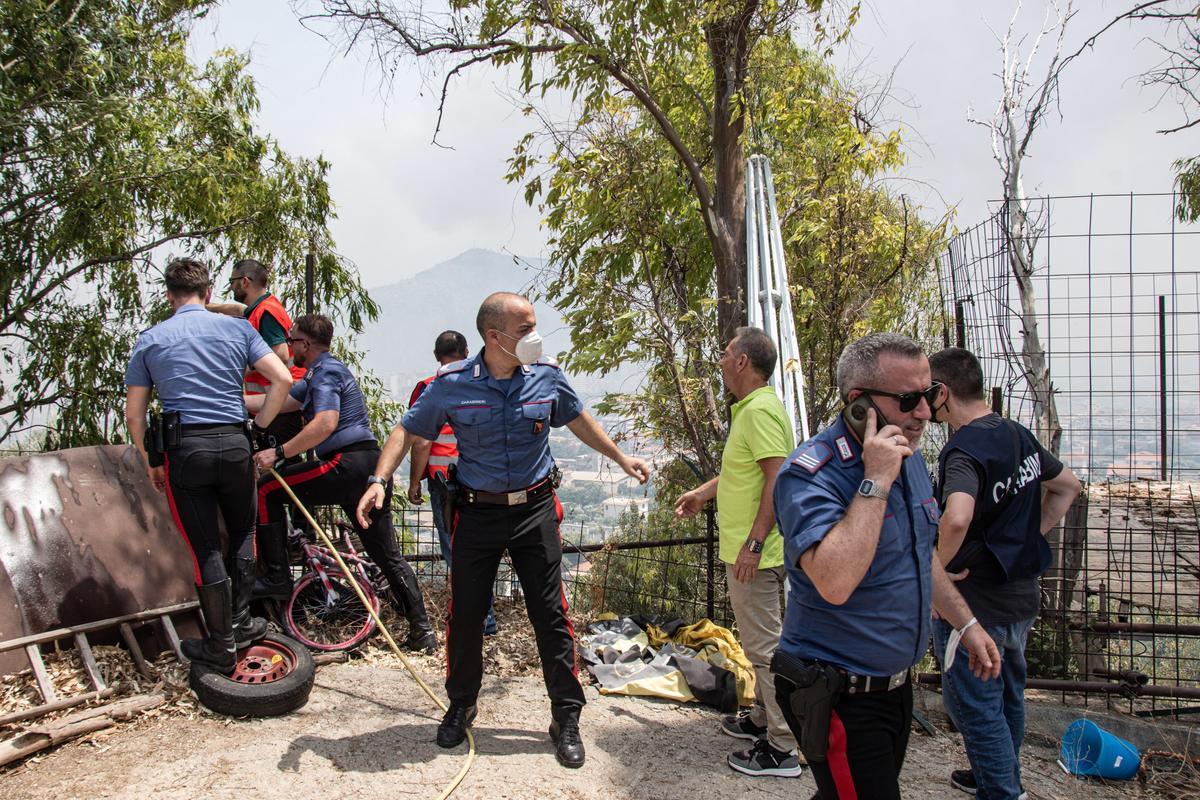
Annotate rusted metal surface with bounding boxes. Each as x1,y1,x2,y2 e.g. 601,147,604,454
0,446,197,674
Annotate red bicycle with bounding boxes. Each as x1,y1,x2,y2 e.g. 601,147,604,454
282,521,386,651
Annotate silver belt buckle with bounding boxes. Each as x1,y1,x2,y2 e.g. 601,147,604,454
888,669,907,691
507,489,527,505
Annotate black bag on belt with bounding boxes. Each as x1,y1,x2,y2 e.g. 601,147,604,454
771,650,844,762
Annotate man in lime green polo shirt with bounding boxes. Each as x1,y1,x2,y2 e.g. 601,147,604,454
675,326,800,778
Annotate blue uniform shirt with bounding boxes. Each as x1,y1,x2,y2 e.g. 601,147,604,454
774,416,940,677
289,351,376,458
125,304,271,424
402,350,584,493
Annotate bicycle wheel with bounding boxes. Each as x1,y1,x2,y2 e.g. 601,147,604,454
283,569,379,651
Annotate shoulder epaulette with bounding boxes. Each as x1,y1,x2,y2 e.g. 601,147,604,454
534,354,560,369
792,441,834,475
436,358,471,378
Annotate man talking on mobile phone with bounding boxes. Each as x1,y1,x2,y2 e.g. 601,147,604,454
771,333,1001,799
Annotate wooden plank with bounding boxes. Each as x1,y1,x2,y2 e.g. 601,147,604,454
157,615,184,663
73,633,106,691
118,623,151,679
24,644,57,704
0,689,116,727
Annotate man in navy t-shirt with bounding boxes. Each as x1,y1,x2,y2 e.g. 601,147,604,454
246,314,436,652
929,347,1080,800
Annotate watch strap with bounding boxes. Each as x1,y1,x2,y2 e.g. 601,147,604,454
367,475,387,487
747,539,764,554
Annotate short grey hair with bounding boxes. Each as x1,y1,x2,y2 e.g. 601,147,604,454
732,326,777,380
836,332,924,398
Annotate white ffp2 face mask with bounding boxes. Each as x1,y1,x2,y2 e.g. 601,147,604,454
495,328,543,365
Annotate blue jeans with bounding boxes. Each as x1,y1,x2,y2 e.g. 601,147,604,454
429,478,496,634
933,617,1034,800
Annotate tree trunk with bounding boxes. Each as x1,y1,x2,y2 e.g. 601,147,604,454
705,6,754,346
1004,169,1063,455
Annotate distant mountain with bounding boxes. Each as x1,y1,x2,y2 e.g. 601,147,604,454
358,249,629,403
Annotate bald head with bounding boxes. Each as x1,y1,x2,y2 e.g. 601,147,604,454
476,292,532,337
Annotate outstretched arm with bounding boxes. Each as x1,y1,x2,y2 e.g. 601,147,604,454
566,410,650,484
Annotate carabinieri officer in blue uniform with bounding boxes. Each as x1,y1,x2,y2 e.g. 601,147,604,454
357,291,650,769
125,258,294,673
770,332,1000,799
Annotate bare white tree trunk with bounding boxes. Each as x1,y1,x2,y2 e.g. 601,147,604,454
971,0,1072,454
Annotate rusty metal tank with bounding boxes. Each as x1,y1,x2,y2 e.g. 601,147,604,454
0,445,198,674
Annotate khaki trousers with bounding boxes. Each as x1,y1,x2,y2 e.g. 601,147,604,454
725,562,797,752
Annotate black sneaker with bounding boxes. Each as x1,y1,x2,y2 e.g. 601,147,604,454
950,769,1027,800
720,710,768,741
727,738,804,778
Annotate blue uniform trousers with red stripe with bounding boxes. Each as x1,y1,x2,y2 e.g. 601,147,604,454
778,677,912,799
163,427,256,585
447,490,584,720
256,446,423,618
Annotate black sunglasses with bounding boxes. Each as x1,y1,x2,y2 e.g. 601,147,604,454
285,336,309,346
855,383,945,413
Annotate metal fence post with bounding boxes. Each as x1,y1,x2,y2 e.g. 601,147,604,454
1159,294,1168,481
705,502,716,620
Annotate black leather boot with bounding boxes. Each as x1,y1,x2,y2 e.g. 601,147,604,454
252,522,293,598
436,703,477,748
181,579,236,674
550,709,585,768
391,568,437,653
229,556,268,648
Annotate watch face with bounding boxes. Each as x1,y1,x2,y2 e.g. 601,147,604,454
860,480,875,493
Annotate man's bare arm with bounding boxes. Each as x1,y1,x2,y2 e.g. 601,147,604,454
937,492,976,567
1040,468,1082,534
125,386,152,468
799,409,909,605
799,494,889,605
251,353,293,428
409,437,433,487
206,302,246,317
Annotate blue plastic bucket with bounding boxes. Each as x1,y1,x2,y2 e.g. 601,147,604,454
1060,718,1141,780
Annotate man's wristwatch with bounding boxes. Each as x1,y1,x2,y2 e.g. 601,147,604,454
857,478,890,501
274,445,286,461
366,475,387,488
747,539,764,554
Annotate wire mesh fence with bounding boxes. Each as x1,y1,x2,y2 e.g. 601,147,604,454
935,192,1200,713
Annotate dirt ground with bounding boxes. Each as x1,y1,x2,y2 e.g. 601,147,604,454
0,654,1155,800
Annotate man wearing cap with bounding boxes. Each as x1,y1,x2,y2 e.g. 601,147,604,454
357,291,650,769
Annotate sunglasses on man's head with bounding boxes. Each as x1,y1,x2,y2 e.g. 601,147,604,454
855,383,945,413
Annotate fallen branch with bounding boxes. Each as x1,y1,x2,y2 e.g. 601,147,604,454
0,693,165,768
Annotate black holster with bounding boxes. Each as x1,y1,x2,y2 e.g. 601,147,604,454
771,650,843,763
161,410,182,449
440,465,461,524
144,413,165,468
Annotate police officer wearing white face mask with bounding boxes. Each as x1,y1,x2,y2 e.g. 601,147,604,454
358,292,651,769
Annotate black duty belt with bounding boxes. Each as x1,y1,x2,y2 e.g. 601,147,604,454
180,422,245,435
459,476,554,507
841,668,909,695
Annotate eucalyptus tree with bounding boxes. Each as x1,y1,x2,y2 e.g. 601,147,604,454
0,0,380,447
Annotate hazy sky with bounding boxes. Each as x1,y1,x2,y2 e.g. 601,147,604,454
193,1,1195,288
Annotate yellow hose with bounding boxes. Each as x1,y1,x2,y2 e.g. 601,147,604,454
269,468,475,799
